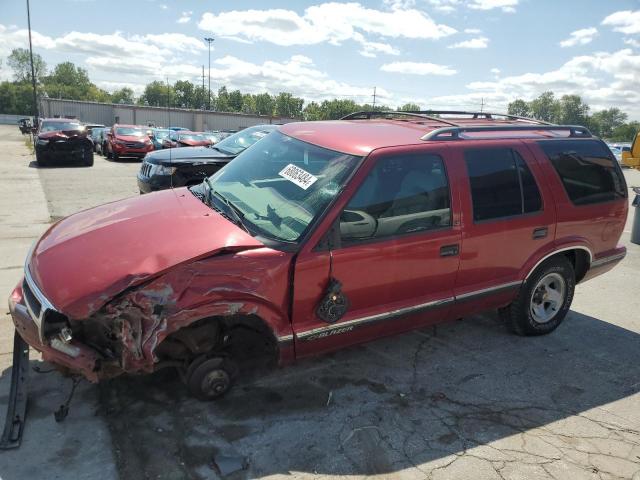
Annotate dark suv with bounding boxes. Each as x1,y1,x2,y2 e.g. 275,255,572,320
35,118,94,167
9,111,628,400
137,124,276,193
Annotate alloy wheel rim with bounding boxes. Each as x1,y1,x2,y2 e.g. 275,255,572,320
530,272,566,324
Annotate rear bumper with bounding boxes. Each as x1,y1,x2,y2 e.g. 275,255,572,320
8,282,101,382
581,246,627,283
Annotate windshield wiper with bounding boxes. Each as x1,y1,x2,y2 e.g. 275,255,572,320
209,146,233,155
203,178,251,234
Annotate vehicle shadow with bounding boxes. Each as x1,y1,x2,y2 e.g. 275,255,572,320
91,310,640,479
27,160,90,169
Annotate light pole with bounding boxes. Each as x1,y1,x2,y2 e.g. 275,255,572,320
204,37,214,110
26,0,38,121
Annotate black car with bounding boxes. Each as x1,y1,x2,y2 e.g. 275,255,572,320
35,118,94,167
137,124,277,194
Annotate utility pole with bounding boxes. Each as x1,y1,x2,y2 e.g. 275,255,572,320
204,37,214,110
26,0,39,121
201,65,205,109
372,87,377,109
480,97,485,113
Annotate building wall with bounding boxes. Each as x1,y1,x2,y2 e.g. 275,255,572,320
38,98,297,130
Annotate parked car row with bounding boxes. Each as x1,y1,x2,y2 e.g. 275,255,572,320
137,124,276,193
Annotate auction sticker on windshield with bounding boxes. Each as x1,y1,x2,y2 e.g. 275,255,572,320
279,164,318,190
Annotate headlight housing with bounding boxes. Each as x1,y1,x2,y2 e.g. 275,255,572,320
152,164,177,175
36,138,48,146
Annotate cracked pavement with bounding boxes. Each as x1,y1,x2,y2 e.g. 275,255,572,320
0,125,639,479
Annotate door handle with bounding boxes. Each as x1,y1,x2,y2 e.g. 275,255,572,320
533,227,548,239
440,244,459,257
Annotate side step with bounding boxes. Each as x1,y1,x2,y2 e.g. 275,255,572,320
0,330,29,449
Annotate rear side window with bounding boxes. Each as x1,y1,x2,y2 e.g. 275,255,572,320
464,148,542,222
538,140,626,205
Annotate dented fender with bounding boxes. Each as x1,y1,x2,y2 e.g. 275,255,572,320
88,247,295,377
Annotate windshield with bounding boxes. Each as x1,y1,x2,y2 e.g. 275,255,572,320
116,127,145,136
214,126,275,155
179,133,206,141
203,131,361,242
41,121,82,132
153,129,170,139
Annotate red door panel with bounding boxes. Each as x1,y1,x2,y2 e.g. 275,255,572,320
448,140,557,318
291,145,462,357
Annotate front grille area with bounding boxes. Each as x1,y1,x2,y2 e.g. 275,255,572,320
125,141,144,148
22,278,42,318
140,162,153,177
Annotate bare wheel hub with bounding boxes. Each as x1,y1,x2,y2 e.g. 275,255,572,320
529,272,566,324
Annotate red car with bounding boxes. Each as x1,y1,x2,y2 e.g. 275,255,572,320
162,131,213,148
106,124,154,160
9,111,628,400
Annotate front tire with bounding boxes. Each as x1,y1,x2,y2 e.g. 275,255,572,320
83,148,94,167
502,256,575,336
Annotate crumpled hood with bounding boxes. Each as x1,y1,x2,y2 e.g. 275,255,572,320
28,188,264,319
38,129,85,141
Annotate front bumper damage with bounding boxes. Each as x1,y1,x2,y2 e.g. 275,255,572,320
0,331,28,450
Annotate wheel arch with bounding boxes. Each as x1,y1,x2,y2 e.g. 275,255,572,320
523,246,593,283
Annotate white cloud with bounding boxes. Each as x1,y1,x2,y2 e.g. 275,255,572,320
177,11,193,24
198,3,456,50
624,38,640,48
380,61,457,76
426,0,518,13
468,0,518,13
432,48,640,118
602,10,640,35
448,36,489,49
464,28,482,34
490,67,500,76
559,27,598,48
160,4,168,10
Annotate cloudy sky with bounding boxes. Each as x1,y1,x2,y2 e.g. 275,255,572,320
2,0,640,117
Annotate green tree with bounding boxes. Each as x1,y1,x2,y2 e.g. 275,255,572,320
139,80,173,107
241,94,256,114
398,103,420,111
173,80,195,108
507,99,531,117
590,108,628,138
254,93,275,116
609,121,640,142
43,62,109,101
275,92,304,118
0,81,35,114
304,99,361,120
228,89,243,112
7,48,47,83
215,86,230,111
529,91,560,123
557,94,589,125
111,87,134,105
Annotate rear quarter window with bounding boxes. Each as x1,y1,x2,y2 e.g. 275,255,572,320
538,140,626,205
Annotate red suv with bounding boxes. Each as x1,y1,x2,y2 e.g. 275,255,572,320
9,111,628,399
106,124,154,160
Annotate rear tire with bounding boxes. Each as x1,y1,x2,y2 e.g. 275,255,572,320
502,256,575,336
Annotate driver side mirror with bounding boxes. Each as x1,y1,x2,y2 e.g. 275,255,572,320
339,209,377,241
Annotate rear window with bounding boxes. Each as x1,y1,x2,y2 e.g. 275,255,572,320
538,140,626,205
464,148,542,222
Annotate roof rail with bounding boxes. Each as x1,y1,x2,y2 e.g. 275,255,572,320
407,110,554,125
340,111,459,126
421,125,592,141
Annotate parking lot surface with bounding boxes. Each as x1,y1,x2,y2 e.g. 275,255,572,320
1,124,639,480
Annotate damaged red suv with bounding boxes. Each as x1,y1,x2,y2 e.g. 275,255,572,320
9,111,628,400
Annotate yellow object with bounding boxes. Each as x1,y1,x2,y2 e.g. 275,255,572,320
623,133,640,169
